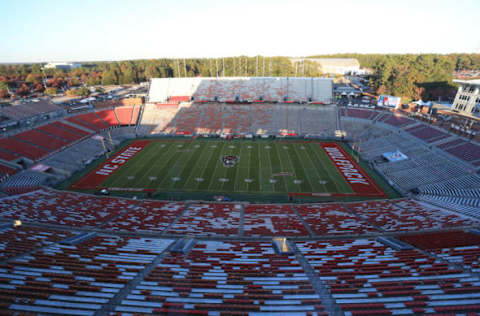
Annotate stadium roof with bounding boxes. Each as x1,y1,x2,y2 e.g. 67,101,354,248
453,79,480,85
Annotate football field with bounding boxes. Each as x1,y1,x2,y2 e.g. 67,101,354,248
72,139,386,197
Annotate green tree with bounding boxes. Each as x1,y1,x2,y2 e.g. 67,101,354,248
0,81,9,98
101,70,118,85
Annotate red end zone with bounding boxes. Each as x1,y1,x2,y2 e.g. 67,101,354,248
71,140,151,190
319,142,386,197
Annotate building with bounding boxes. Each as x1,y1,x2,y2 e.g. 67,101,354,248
43,62,81,71
452,79,480,115
291,58,361,75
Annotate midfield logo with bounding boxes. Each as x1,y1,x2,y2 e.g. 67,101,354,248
221,155,239,167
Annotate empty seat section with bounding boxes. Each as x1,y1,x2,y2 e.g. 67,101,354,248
114,106,134,125
0,137,49,160
130,105,140,125
380,113,415,127
96,109,119,127
170,95,190,103
243,204,310,236
166,203,240,236
16,129,69,151
0,188,138,227
0,149,19,161
0,234,173,315
407,125,449,143
0,226,74,260
56,121,90,137
37,123,84,142
103,200,184,233
296,203,379,236
67,113,108,131
298,238,480,315
347,199,478,232
0,163,18,179
115,241,326,314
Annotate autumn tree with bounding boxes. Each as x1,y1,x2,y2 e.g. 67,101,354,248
44,87,57,95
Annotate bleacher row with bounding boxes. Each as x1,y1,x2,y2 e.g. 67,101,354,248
149,77,334,104
2,224,480,315
338,109,480,199
139,103,338,137
339,107,480,166
0,189,478,236
0,106,139,162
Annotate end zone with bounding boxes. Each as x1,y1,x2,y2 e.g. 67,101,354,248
319,142,386,197
71,140,151,190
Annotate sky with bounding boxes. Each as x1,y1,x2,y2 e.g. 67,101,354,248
0,0,479,63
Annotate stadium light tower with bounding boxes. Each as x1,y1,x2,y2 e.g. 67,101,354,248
302,58,305,77
263,57,265,77
183,58,187,77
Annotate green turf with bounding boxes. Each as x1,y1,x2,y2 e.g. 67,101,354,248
101,139,356,195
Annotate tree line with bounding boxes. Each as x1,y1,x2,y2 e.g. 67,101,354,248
1,54,479,102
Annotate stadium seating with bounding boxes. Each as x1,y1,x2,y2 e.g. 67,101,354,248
95,109,120,127
378,112,416,127
37,122,86,142
16,129,70,151
0,163,18,180
347,199,478,232
297,238,480,315
56,121,91,137
115,240,326,314
103,200,184,233
166,203,240,236
0,226,74,261
222,104,250,134
169,95,190,103
66,112,109,131
151,77,333,103
443,141,480,163
0,137,49,161
40,137,106,174
405,124,449,143
400,231,480,272
243,204,310,236
0,234,173,315
296,203,379,236
114,106,135,125
342,108,379,120
1,184,480,314
0,149,20,162
197,104,224,134
0,189,138,227
170,104,201,135
416,194,480,219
